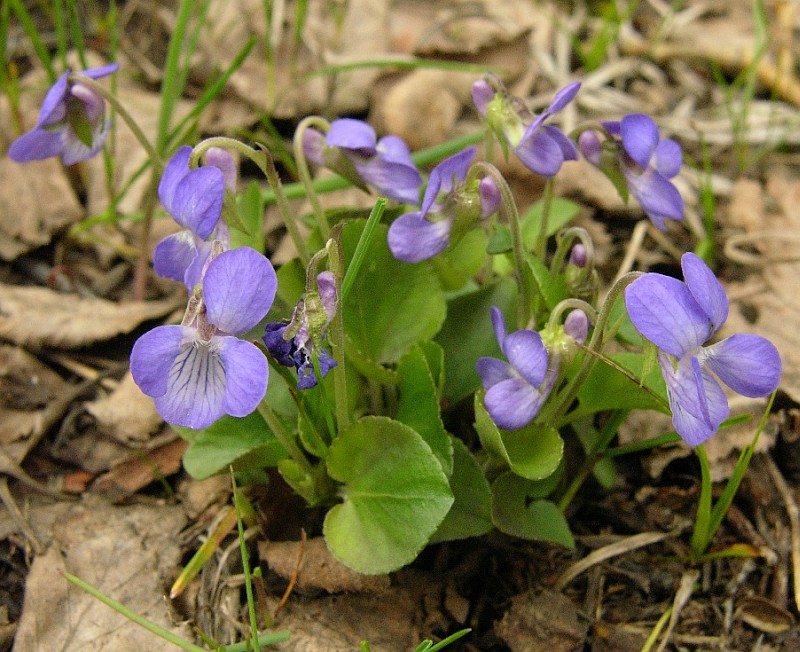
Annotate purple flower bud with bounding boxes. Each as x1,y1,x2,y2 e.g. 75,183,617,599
569,244,587,268
471,79,494,116
563,310,589,344
479,177,501,219
205,147,238,191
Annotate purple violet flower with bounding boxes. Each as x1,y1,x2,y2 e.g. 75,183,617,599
625,253,781,446
9,63,119,165
472,77,580,177
302,118,422,204
476,307,557,430
263,271,338,390
153,146,229,290
578,114,683,230
131,247,277,429
387,147,500,262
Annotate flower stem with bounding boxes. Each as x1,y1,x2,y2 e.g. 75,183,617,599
541,271,641,425
256,398,314,478
294,116,331,239
471,162,532,330
71,73,163,301
326,231,350,434
533,177,555,260
192,137,311,265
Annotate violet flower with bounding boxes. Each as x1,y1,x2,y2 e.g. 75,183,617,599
302,118,422,203
153,146,228,290
131,247,277,429
472,76,580,177
9,63,119,165
625,253,781,446
387,147,500,262
263,271,337,390
578,114,683,230
476,307,557,430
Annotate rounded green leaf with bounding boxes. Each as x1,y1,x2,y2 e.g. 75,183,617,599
341,220,446,364
491,472,574,548
323,416,454,574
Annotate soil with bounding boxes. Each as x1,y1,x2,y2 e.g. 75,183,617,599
2,1,800,650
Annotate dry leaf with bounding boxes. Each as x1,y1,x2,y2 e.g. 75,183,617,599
0,283,181,348
13,496,189,652
85,371,163,442
0,157,84,261
259,537,390,594
496,589,589,652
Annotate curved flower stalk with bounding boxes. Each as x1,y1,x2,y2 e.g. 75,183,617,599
476,307,558,430
472,75,580,177
263,271,338,389
9,63,119,165
578,114,683,230
625,253,781,446
302,118,422,204
387,147,500,262
153,146,230,290
131,247,277,429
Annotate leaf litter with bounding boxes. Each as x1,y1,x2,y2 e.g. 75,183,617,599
2,1,800,650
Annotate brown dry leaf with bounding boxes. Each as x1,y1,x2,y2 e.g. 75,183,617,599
198,0,390,120
0,283,181,348
92,435,188,502
85,371,163,443
0,157,84,262
273,569,440,651
495,588,589,652
392,0,540,56
0,345,67,446
259,537,390,594
12,496,189,652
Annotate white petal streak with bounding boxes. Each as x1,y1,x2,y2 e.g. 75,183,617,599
157,338,227,429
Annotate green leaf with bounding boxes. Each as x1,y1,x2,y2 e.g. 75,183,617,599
527,256,569,311
573,351,668,419
324,416,454,574
434,228,488,291
521,197,582,247
178,411,288,479
491,472,574,547
341,220,447,364
473,395,564,480
435,277,517,403
430,437,493,543
230,181,265,251
396,344,453,475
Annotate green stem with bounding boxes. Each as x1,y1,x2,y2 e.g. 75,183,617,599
533,177,555,260
690,443,713,560
470,162,532,330
549,226,595,276
293,116,331,239
326,232,350,433
540,272,642,425
193,137,311,265
231,473,261,652
256,399,314,477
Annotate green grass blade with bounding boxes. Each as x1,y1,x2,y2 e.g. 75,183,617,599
341,198,386,303
63,572,209,652
8,0,56,82
66,0,88,69
156,0,195,154
166,36,257,151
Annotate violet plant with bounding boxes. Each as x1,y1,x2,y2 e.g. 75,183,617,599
10,63,784,576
